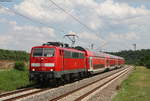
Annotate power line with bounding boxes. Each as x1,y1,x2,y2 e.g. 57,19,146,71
49,0,91,31
48,0,106,42
1,2,107,48
0,4,65,33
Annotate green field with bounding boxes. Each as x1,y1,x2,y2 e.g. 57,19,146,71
113,66,150,101
0,69,31,92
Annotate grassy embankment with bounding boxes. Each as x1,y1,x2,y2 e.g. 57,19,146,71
113,66,150,101
0,69,30,92
0,49,30,92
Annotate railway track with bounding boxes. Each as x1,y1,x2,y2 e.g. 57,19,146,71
0,66,132,101
0,85,45,101
49,66,132,101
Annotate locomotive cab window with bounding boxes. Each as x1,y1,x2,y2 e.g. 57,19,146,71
32,48,55,57
32,48,43,57
44,48,55,57
72,52,79,58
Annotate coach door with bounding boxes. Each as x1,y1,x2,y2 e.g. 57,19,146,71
89,57,93,71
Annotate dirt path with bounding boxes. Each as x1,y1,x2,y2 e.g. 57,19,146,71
0,60,15,69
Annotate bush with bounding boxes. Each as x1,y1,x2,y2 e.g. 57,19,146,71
14,61,26,71
0,49,29,61
145,62,150,69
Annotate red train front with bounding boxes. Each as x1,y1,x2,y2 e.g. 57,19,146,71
29,42,87,82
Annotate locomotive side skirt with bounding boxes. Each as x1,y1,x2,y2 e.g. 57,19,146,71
29,68,87,81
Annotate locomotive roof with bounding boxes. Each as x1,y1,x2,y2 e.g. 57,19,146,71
32,45,85,53
32,45,124,60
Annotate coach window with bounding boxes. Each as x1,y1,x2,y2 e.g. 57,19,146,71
79,53,84,58
72,52,79,58
64,51,71,58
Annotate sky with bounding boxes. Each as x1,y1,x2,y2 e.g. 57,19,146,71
0,0,150,52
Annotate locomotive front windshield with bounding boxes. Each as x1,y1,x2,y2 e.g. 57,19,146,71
32,48,55,57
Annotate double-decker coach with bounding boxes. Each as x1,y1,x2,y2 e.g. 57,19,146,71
84,51,125,74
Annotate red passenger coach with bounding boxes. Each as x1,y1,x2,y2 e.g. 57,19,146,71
29,42,125,83
85,51,107,73
84,51,125,74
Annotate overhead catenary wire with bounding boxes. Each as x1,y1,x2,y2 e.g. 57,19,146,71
48,0,106,42
1,2,108,49
0,4,65,33
1,1,105,40
48,0,91,31
49,0,142,51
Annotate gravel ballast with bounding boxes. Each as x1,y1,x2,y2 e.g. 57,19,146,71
86,66,134,101
18,66,130,101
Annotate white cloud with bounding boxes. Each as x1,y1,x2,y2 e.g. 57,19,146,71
14,0,150,31
108,32,140,42
0,0,150,51
14,0,103,29
115,0,150,3
79,32,99,40
14,0,69,22
0,5,15,15
96,0,150,19
0,18,56,51
0,6,6,14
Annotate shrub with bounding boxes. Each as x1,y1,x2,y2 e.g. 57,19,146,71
145,61,150,69
14,61,26,71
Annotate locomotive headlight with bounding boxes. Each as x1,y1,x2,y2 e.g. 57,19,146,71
32,69,35,71
44,63,55,67
31,63,40,67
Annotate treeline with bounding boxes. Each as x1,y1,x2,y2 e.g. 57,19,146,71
0,49,29,61
108,49,150,68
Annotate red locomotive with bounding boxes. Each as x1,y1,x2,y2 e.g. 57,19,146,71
29,42,125,83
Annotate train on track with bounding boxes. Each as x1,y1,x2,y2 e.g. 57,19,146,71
29,42,125,83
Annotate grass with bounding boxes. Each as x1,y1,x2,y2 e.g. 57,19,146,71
113,66,150,101
0,69,31,92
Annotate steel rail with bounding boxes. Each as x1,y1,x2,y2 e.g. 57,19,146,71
3,89,48,101
49,67,130,101
0,84,40,98
75,68,131,101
